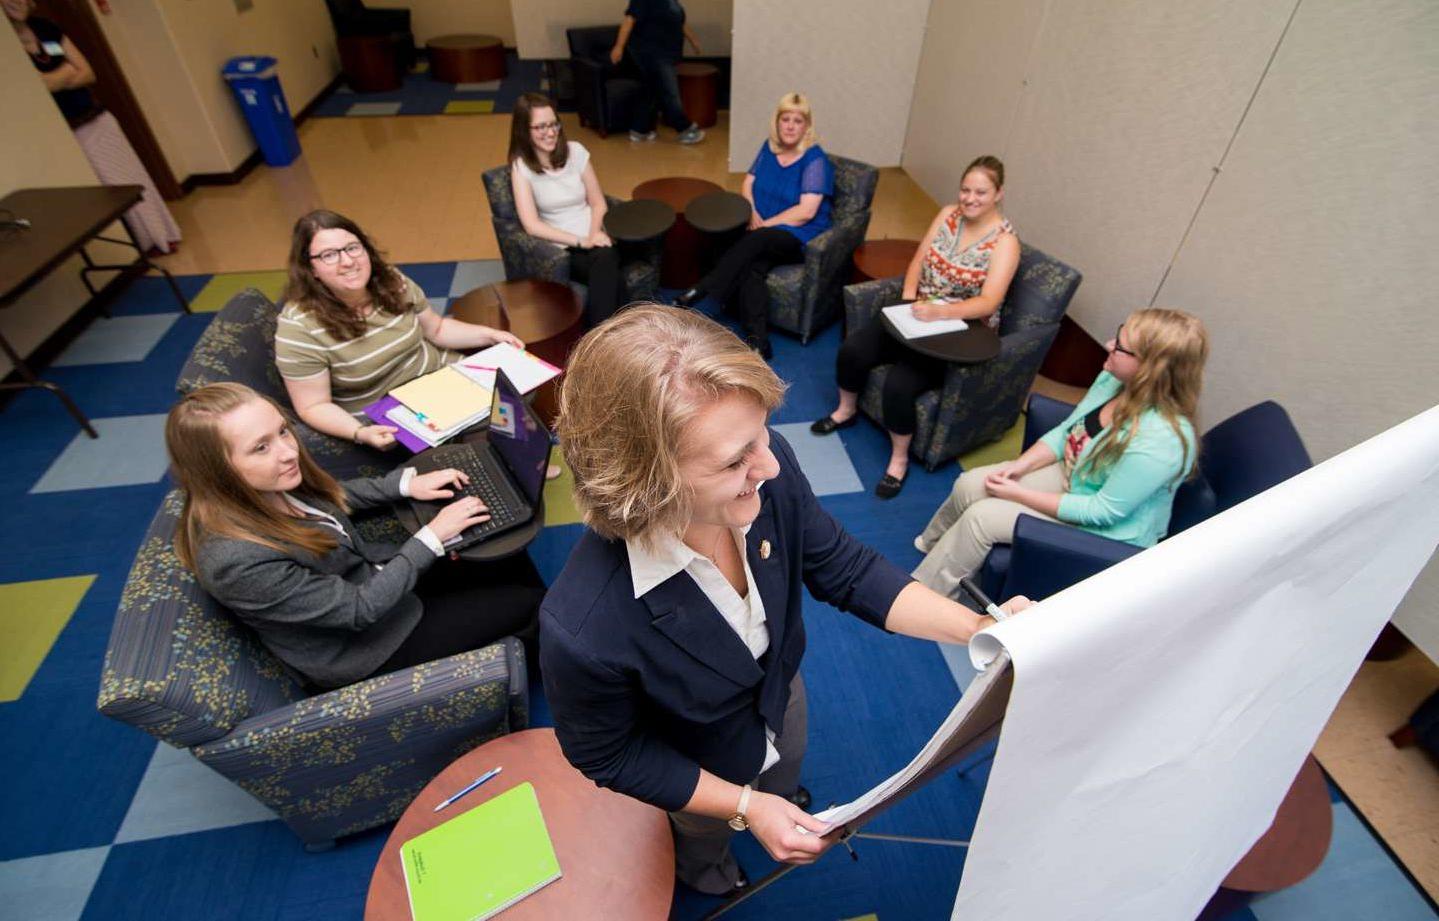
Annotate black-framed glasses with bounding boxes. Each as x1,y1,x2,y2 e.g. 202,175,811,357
530,121,561,134
1112,324,1139,358
309,241,366,266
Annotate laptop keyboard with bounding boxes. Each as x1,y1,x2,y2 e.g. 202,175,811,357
423,445,527,541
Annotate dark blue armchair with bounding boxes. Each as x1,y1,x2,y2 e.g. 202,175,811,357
978,394,1313,601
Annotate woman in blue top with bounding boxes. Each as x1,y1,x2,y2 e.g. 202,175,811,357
912,308,1209,597
676,92,833,357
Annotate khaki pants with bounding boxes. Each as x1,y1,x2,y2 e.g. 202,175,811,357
669,674,808,894
912,463,1066,598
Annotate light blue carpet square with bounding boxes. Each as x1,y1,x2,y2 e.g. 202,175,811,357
31,415,170,494
455,80,500,92
114,742,276,844
51,314,178,367
448,259,507,297
346,101,402,117
1250,801,1436,920
0,845,109,921
773,422,863,496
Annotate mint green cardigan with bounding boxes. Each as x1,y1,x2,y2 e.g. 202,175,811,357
1036,371,1196,548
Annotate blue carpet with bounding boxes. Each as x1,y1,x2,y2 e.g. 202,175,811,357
311,51,554,118
1,264,1432,920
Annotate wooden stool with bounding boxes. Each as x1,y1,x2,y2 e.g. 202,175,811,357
447,280,582,424
676,62,719,128
427,34,506,84
633,177,723,288
338,34,401,93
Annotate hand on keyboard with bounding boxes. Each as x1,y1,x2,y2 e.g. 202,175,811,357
428,496,491,542
410,467,471,500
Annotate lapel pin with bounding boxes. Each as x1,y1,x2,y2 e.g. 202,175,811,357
759,539,771,560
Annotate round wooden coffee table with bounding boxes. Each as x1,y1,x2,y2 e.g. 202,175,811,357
676,62,719,128
365,729,674,921
447,279,582,423
338,34,401,93
633,177,724,288
852,238,920,285
427,34,506,84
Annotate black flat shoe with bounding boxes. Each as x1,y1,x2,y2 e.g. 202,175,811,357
875,470,907,499
810,414,857,435
675,287,704,308
788,785,812,809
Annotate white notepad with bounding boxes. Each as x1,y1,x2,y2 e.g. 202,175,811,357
881,303,969,340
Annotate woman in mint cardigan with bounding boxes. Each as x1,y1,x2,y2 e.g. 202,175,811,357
913,308,1209,598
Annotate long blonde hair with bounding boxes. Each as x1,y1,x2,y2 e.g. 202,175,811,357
767,92,817,155
558,305,786,545
1083,308,1208,481
167,383,347,569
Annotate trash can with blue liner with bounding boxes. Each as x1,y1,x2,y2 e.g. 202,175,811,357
222,56,301,167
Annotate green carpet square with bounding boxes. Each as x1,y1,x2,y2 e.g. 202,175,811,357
443,100,495,115
189,271,288,313
0,575,96,701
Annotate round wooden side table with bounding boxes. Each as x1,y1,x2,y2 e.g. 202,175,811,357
427,34,506,84
447,279,583,424
676,62,719,128
365,729,674,921
852,238,920,285
633,177,723,288
338,34,401,93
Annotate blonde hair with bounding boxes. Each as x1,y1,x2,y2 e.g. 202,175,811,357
558,305,787,544
167,383,347,570
1083,308,1209,482
767,91,817,155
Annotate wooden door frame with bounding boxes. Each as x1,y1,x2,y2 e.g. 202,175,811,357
35,0,184,201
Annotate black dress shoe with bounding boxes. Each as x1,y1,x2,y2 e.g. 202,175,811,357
788,785,812,809
875,470,907,499
675,287,704,308
810,414,857,435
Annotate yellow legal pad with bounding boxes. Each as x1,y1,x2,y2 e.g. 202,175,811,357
401,782,561,921
390,366,493,433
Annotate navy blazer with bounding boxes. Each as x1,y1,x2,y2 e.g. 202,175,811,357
540,431,912,812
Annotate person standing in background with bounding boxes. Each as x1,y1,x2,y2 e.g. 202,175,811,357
5,0,181,255
609,0,706,145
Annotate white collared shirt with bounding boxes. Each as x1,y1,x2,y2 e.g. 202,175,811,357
283,467,446,559
626,513,780,776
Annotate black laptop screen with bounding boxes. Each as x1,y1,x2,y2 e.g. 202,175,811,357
488,369,551,505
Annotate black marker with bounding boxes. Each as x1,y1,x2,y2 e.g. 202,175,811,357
959,576,1008,622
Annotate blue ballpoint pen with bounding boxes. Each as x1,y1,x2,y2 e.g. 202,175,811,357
432,766,503,812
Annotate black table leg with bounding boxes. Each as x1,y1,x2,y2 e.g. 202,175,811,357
89,232,192,314
0,329,98,438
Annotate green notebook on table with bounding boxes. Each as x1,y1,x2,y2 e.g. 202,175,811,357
401,782,562,921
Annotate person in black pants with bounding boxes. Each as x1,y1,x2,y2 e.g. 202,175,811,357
610,0,705,145
676,92,834,357
508,93,626,327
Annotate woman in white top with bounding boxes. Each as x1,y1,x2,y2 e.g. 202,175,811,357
509,92,626,327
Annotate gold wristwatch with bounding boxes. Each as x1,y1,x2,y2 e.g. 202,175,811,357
727,784,753,831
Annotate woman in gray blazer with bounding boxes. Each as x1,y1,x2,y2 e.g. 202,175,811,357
165,382,544,689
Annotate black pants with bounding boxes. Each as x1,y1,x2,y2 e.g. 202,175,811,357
373,552,545,676
630,51,689,133
569,244,625,328
835,317,947,436
699,227,802,344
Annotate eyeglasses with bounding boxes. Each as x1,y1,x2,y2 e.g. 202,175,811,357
1112,324,1139,358
309,241,366,266
529,121,561,134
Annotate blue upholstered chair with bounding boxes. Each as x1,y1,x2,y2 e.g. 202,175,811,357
976,395,1313,601
767,154,878,343
844,243,1082,470
175,287,397,480
566,25,645,138
480,165,659,306
97,490,530,849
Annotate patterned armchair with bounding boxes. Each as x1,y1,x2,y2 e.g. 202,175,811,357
846,243,1082,469
766,154,878,343
480,165,659,306
97,490,530,849
175,287,397,480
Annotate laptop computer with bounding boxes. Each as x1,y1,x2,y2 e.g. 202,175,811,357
406,368,554,551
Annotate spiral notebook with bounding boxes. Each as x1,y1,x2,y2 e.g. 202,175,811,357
401,782,561,921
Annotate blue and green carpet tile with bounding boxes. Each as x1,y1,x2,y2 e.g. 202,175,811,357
1,262,1434,919
312,51,557,119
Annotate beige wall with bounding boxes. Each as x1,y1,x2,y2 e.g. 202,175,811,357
369,0,516,46
729,0,928,169
0,32,124,376
902,0,1439,658
513,0,732,60
94,0,339,177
